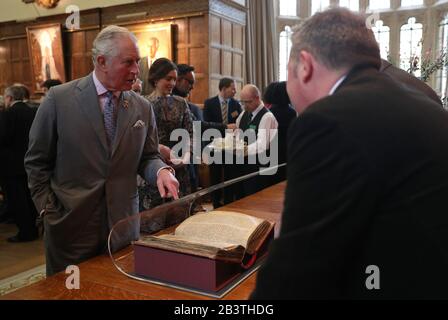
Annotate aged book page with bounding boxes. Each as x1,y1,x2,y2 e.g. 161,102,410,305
170,211,266,249
134,210,273,262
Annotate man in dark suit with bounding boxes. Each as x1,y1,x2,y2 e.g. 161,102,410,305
251,8,448,299
380,59,442,106
174,64,236,192
0,85,38,242
13,83,40,109
203,78,242,207
203,78,242,126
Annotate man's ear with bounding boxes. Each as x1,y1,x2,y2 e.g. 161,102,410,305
96,55,107,70
299,51,314,84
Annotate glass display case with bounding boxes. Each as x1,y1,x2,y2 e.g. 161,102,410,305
107,164,285,298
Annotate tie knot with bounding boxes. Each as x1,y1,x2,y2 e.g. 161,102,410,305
105,92,116,106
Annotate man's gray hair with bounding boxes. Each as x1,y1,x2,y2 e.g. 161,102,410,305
92,25,137,66
4,85,26,101
290,8,381,71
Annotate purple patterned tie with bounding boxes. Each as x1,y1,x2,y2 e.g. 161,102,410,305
104,91,116,147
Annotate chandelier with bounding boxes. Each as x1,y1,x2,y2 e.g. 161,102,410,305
22,0,60,9
37,0,60,8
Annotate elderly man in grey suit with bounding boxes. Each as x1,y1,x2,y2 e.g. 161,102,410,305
25,25,179,276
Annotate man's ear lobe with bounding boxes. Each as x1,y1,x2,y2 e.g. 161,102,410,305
300,51,313,83
97,56,107,69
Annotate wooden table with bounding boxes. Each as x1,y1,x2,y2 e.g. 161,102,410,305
1,182,285,300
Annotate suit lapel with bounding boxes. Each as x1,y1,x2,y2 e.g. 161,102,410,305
112,91,136,156
75,74,109,154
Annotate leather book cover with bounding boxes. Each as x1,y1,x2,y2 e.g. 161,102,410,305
133,227,274,292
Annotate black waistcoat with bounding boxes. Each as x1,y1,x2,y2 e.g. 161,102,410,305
239,107,269,143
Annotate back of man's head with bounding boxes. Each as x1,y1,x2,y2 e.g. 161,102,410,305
264,81,290,106
13,83,31,100
42,79,62,90
4,85,25,102
290,8,381,71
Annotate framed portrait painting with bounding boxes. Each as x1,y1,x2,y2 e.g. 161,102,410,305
26,23,66,93
128,22,175,95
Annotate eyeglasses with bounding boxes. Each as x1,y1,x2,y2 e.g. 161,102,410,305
240,100,254,105
179,77,195,86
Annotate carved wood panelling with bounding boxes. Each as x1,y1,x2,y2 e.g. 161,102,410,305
209,0,246,25
209,11,245,98
0,0,246,105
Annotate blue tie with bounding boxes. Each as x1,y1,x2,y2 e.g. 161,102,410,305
104,91,116,147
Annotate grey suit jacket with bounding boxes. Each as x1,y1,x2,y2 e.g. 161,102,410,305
25,73,166,250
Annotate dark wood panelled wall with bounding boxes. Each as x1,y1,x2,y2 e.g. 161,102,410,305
0,0,246,106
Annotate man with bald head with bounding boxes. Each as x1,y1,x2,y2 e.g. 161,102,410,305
235,84,278,196
25,25,179,276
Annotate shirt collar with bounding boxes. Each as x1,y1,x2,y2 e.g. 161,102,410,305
329,75,347,95
218,95,228,105
93,71,121,98
9,100,21,107
250,103,265,118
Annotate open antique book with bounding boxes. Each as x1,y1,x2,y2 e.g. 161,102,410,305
134,210,274,266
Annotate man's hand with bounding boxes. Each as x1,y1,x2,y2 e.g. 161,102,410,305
159,144,172,164
227,123,237,130
157,168,179,200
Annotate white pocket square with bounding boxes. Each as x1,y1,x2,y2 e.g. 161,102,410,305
133,120,145,128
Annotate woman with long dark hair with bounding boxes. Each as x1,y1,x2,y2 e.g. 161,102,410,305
139,58,193,209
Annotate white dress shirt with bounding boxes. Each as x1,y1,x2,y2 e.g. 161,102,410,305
236,103,279,156
329,75,347,95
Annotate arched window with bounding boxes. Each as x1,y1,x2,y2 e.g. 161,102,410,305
311,0,330,15
368,0,390,10
279,0,297,16
400,17,423,77
279,26,293,81
437,14,448,98
401,0,423,7
339,0,360,12
371,20,390,60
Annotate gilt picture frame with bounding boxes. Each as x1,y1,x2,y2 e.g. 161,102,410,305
128,22,175,95
128,22,175,64
26,23,66,93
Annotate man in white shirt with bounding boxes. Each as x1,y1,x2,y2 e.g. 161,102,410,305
235,84,278,196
